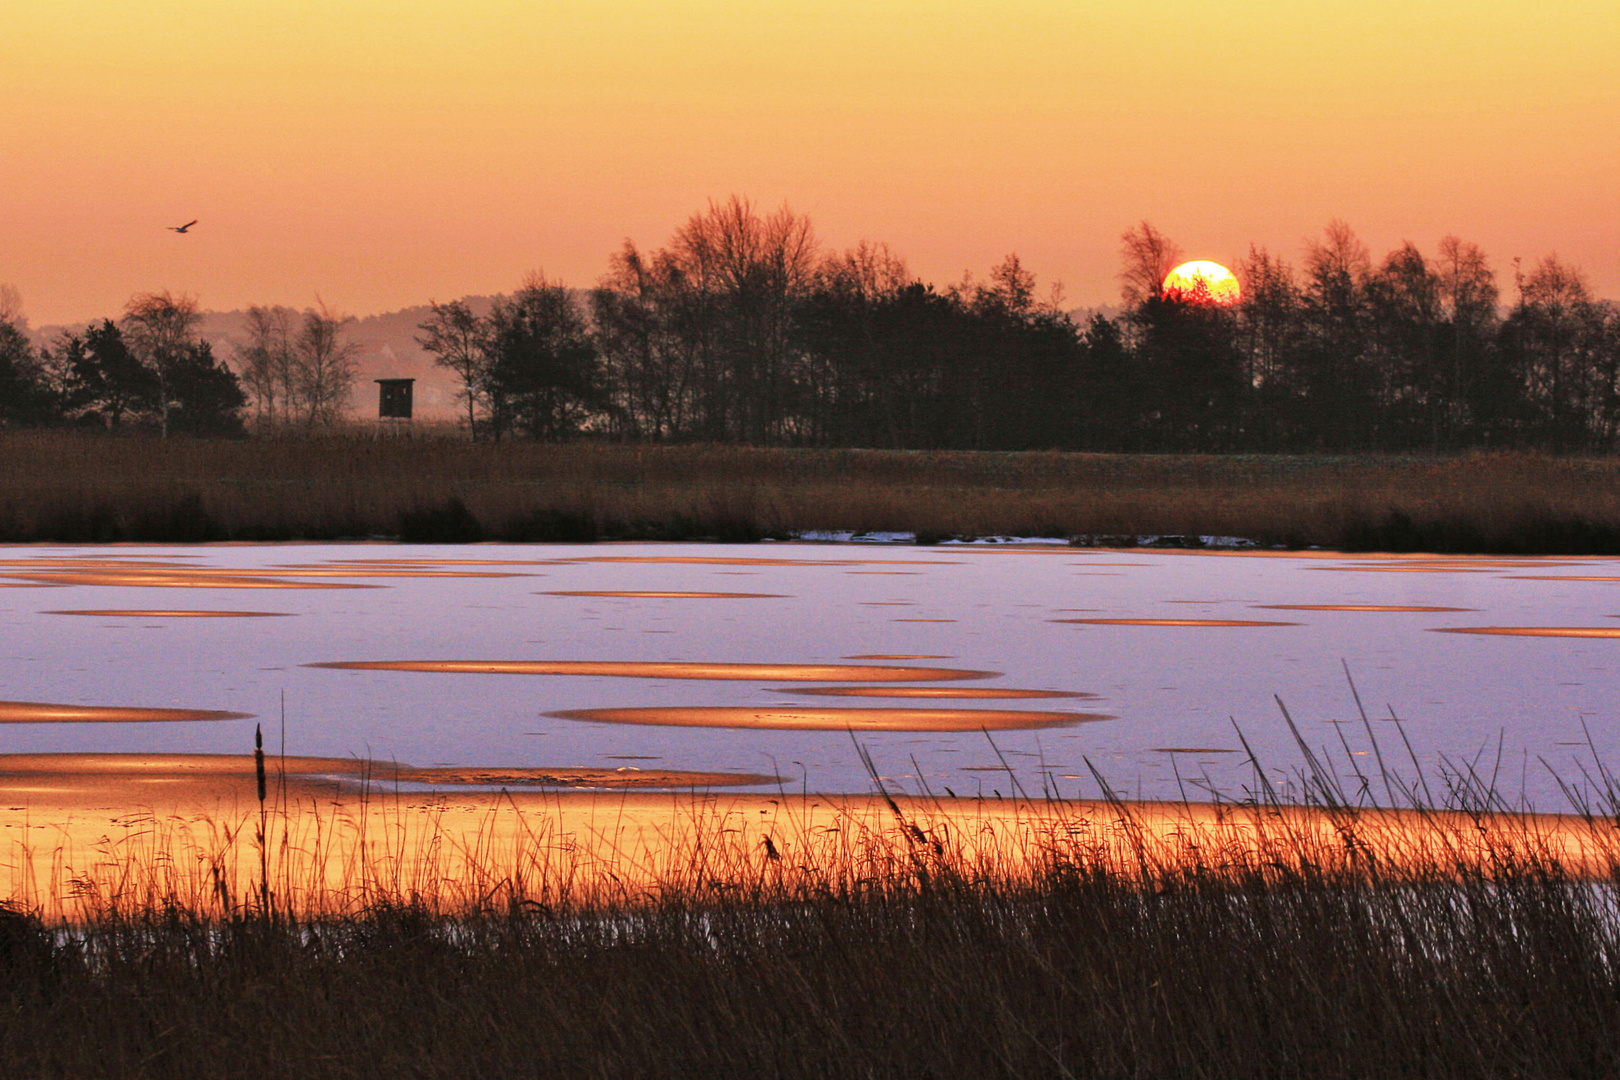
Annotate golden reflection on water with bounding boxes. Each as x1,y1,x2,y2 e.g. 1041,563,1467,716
0,559,198,569
0,753,353,778
1,569,369,589
549,706,1103,731
287,560,550,568
538,555,959,567
0,560,526,589
541,590,787,599
259,568,529,578
1432,627,1620,639
1255,604,1475,613
1381,559,1591,568
771,686,1092,700
0,754,772,793
311,660,996,681
389,765,774,788
0,700,251,723
7,790,1614,920
45,609,292,618
1054,617,1298,627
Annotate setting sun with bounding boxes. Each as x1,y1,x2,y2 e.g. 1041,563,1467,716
1163,261,1241,305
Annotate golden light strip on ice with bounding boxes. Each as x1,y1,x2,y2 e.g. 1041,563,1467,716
0,701,251,723
2,569,369,590
770,686,1091,700
1054,617,1298,628
311,660,997,681
1432,627,1620,639
550,706,1104,731
541,590,787,599
0,754,773,793
1254,604,1474,613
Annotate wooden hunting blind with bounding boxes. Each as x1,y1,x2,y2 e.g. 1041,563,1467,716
376,379,415,419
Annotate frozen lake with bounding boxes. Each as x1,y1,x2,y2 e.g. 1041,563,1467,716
2,542,1618,808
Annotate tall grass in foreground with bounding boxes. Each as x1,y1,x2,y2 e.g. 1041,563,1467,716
7,741,1620,1077
8,429,1620,549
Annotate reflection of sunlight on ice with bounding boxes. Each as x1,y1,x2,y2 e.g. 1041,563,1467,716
551,706,1105,731
1508,575,1620,582
0,753,774,795
3,568,368,589
0,700,251,723
311,660,996,681
1311,567,1497,574
541,590,787,599
1054,617,1297,627
772,686,1090,699
1433,627,1620,639
1255,604,1472,613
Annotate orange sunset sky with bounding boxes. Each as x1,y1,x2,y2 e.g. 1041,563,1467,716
5,0,1617,327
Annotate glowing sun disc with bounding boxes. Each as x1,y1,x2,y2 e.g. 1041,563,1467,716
1163,261,1240,305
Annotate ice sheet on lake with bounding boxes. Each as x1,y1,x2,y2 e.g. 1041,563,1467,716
2,541,1617,808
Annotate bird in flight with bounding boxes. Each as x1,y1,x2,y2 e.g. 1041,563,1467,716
168,220,198,233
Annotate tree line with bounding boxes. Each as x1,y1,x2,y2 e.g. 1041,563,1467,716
0,289,246,436
412,201,1620,452
3,198,1618,452
0,290,358,436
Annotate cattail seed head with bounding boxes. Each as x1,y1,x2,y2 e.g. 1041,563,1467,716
254,723,267,804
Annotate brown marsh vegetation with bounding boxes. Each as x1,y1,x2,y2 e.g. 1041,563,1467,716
7,429,1620,551
6,730,1620,1078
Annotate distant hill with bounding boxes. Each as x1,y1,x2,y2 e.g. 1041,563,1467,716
207,299,506,421
36,298,502,422
1069,304,1123,324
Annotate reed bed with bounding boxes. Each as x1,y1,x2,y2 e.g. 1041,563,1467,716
6,750,1620,1077
6,429,1620,550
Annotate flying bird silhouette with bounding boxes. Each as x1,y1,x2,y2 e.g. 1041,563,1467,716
168,220,198,233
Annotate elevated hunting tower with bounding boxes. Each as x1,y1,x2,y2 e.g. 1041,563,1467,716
375,378,414,436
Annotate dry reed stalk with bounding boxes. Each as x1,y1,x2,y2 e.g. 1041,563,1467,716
7,430,1620,548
